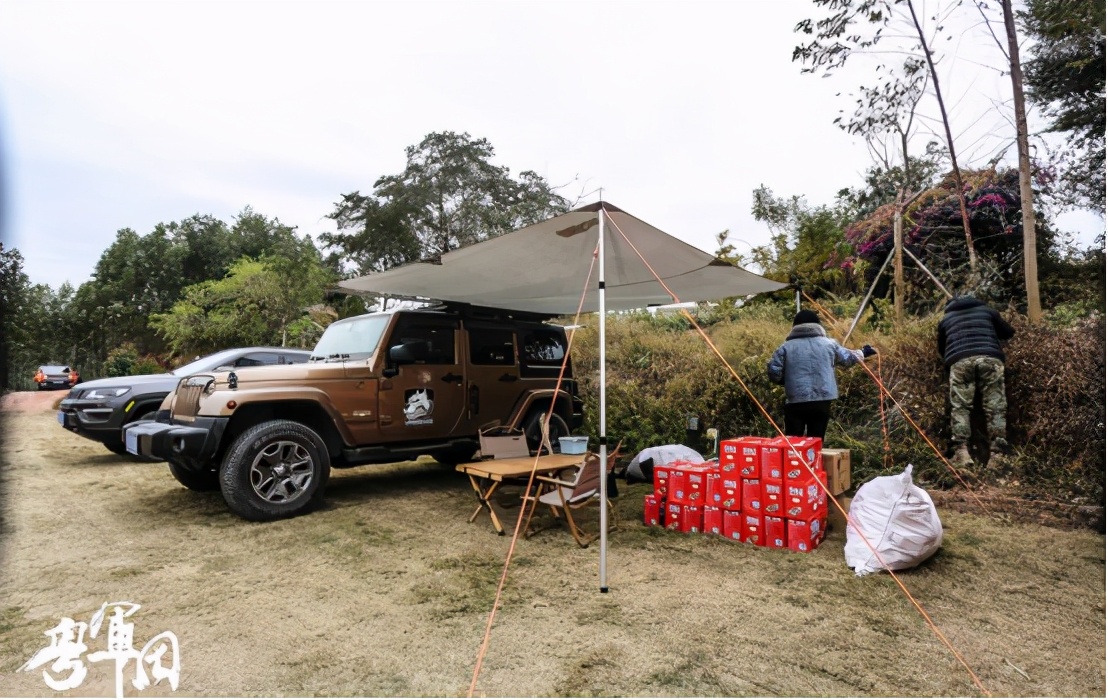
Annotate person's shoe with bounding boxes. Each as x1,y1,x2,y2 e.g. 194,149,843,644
951,445,973,469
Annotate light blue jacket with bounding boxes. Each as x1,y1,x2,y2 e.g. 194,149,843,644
767,323,863,404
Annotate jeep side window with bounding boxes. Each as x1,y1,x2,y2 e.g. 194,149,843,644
520,328,568,378
387,318,457,366
521,329,565,364
468,328,515,366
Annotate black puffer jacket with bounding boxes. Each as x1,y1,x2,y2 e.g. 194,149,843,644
937,296,1015,367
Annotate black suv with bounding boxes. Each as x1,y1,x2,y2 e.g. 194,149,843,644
59,347,311,456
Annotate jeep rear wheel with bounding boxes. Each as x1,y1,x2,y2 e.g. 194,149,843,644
523,410,569,454
220,419,330,521
432,447,477,467
168,460,219,492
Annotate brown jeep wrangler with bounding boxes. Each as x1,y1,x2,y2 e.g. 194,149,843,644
123,304,583,520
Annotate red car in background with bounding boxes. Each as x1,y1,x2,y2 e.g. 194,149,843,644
34,364,81,390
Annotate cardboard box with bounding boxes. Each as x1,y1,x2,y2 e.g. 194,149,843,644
739,436,777,478
702,505,723,536
741,478,762,515
827,494,850,533
643,494,661,527
821,448,852,496
764,515,786,549
784,471,827,520
668,468,690,505
786,517,825,553
761,443,784,480
774,436,823,485
665,502,683,530
720,476,742,511
762,480,784,516
705,472,722,507
723,510,744,541
679,504,703,534
741,513,763,545
683,465,714,506
653,465,672,499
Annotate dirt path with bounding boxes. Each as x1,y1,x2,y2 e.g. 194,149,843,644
0,391,1104,697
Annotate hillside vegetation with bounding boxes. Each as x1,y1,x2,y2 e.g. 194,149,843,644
568,300,1105,514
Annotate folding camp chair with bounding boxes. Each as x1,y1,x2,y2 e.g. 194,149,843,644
477,424,530,460
523,442,621,547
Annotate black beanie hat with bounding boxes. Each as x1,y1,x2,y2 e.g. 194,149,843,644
793,310,821,326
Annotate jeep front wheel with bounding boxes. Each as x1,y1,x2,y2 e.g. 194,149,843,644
219,420,330,521
523,410,569,454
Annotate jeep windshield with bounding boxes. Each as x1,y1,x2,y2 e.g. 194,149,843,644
310,314,390,362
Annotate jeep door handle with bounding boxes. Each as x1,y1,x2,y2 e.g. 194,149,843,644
498,373,518,382
441,372,463,383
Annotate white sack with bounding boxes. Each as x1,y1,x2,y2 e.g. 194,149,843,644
625,444,705,482
844,464,943,576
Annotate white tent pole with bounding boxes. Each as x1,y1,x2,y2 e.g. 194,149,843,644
598,206,609,593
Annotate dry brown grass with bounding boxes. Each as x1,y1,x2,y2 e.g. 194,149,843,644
1,393,1104,697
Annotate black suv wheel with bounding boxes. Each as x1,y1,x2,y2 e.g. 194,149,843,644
168,460,219,492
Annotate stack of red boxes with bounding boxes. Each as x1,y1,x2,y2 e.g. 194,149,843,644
643,435,829,553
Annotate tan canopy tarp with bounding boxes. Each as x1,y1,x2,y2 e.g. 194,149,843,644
337,201,786,313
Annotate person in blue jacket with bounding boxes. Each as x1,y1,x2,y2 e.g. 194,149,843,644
766,309,876,440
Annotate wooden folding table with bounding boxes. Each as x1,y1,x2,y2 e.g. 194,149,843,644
456,453,584,535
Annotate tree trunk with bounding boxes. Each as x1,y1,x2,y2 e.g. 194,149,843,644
906,0,978,274
1002,0,1042,321
894,188,905,324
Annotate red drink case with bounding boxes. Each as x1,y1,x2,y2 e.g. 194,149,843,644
702,505,722,535
763,515,786,548
643,494,660,526
723,510,744,541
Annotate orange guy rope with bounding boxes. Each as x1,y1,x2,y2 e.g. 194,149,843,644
466,245,598,698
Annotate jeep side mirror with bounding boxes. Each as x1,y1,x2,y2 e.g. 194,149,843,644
389,345,415,363
383,344,414,378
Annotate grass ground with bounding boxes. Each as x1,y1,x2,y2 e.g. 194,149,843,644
1,391,1104,697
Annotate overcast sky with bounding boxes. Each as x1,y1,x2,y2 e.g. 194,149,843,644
1,0,1102,290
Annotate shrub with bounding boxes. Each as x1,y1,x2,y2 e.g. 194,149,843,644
104,343,140,378
130,355,166,375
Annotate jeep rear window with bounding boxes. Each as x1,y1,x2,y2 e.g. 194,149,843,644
312,315,390,361
521,329,566,366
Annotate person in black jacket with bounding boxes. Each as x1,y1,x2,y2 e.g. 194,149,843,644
937,295,1015,470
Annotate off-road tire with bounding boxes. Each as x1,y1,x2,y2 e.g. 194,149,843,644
220,419,330,521
104,439,130,456
432,447,477,467
168,460,220,492
522,410,570,454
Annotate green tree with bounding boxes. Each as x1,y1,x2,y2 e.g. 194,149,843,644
325,131,570,273
1021,0,1106,212
0,243,31,389
748,186,856,296
151,241,333,355
321,194,421,275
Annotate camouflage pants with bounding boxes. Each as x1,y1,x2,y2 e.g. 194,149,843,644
949,355,1008,449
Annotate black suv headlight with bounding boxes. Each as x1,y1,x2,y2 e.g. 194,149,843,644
81,387,131,400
